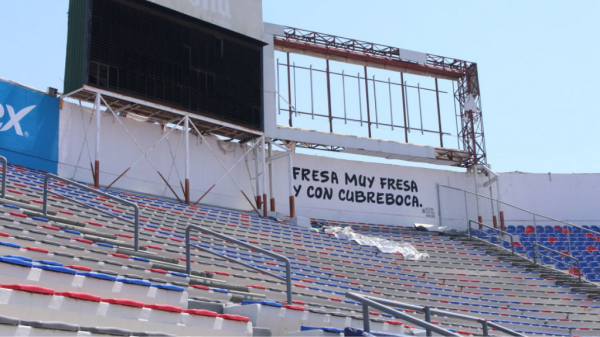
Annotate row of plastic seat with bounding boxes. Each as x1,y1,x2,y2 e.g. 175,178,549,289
0,283,253,336
1,197,592,308
0,314,174,337
2,163,599,335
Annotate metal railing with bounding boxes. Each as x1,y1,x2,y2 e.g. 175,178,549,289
191,242,288,282
468,219,514,255
185,224,293,304
438,184,600,258
346,292,525,337
0,156,6,199
43,173,140,251
346,292,458,336
532,243,582,283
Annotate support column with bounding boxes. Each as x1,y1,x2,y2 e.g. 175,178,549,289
254,144,261,209
288,150,295,218
435,78,443,147
261,137,267,217
287,53,293,127
184,116,190,204
400,73,408,143
268,141,275,211
364,66,372,138
94,93,101,188
326,59,333,133
468,109,478,169
473,165,481,219
499,211,506,232
489,185,495,219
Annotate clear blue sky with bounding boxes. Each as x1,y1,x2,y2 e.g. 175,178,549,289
1,0,598,174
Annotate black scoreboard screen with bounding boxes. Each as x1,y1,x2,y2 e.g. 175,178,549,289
64,0,264,130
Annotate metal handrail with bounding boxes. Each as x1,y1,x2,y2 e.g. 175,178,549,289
468,220,514,254
43,173,140,251
346,293,525,337
439,184,600,236
346,292,458,337
438,184,600,258
0,156,6,199
192,242,289,283
532,243,581,283
185,224,293,304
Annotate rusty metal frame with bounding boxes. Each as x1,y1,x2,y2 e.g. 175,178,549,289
277,62,450,137
454,63,487,166
273,26,487,167
61,86,263,141
275,27,463,79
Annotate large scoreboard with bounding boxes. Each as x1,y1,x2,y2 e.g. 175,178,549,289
64,0,265,130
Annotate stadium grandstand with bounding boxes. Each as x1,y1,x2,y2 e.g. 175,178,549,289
0,0,599,336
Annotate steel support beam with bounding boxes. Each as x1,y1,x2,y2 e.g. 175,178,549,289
400,73,408,143
364,66,372,138
435,78,443,148
254,144,261,209
268,141,275,211
288,150,295,218
287,53,293,127
94,93,101,188
184,116,190,204
261,136,267,217
326,59,333,133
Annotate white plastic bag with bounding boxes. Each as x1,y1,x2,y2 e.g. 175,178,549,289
323,226,429,261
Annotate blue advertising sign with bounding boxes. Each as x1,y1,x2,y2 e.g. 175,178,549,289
0,80,59,173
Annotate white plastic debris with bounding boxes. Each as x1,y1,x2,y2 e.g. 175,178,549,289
323,226,429,261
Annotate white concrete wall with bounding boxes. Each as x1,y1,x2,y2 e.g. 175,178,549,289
497,172,600,227
269,152,473,230
443,171,600,229
58,101,259,211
